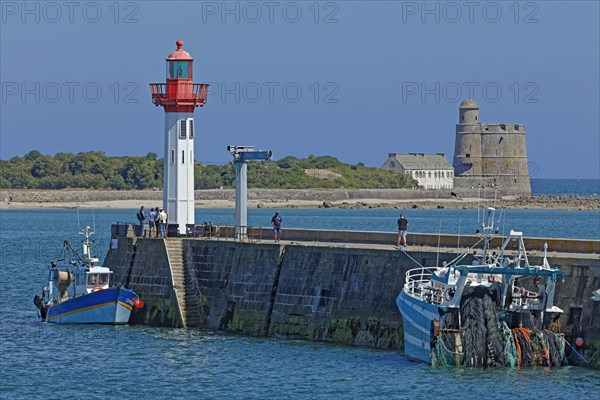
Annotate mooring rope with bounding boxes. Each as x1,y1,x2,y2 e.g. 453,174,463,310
564,340,600,364
399,248,428,270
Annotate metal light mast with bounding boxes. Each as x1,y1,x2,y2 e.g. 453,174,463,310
227,146,272,239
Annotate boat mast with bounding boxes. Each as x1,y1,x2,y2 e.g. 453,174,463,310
79,225,96,267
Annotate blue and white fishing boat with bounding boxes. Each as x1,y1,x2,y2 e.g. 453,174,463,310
396,206,566,367
34,225,142,324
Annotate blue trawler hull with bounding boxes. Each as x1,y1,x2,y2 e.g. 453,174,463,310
396,291,439,363
46,287,138,324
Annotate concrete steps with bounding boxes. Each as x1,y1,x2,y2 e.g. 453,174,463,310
164,238,201,328
165,239,187,326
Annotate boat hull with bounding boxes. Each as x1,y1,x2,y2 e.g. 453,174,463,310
46,287,137,324
396,291,440,363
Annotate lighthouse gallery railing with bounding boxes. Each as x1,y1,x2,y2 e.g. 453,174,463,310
150,83,209,107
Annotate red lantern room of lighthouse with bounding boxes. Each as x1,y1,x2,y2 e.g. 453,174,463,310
150,40,209,234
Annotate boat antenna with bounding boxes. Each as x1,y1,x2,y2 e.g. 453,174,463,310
493,183,498,204
496,209,504,235
78,222,95,265
76,208,81,232
457,218,462,250
92,210,97,235
476,184,481,224
436,220,442,267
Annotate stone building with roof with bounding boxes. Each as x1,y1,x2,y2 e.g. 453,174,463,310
453,99,531,195
381,153,454,189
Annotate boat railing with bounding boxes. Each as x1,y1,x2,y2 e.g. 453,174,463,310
404,267,445,305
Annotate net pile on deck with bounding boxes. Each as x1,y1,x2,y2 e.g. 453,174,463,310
432,286,567,367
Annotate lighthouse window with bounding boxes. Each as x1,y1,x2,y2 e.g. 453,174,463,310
189,119,194,138
171,150,175,164
182,150,185,164
169,61,190,79
179,120,187,139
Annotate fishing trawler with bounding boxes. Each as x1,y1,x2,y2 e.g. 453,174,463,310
33,225,143,324
396,206,567,367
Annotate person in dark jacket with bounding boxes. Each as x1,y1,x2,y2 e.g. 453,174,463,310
397,214,408,247
137,206,147,237
271,212,283,242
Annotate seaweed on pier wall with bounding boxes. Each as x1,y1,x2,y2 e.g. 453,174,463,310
323,317,403,349
130,297,183,327
278,315,316,339
196,294,210,322
225,310,265,335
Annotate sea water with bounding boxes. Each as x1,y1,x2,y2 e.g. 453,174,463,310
1,203,599,398
531,179,600,196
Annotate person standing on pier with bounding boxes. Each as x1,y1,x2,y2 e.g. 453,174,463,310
397,214,408,248
158,208,168,238
137,206,148,237
154,205,161,237
148,208,157,238
271,212,283,242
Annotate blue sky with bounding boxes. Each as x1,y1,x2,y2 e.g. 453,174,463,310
1,1,599,178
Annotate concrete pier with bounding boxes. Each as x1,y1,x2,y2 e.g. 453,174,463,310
104,224,600,359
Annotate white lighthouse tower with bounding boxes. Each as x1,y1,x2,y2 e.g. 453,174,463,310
150,40,209,234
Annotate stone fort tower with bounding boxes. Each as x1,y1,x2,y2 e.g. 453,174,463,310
453,99,531,196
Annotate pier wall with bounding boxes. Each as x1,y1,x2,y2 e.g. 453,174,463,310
104,225,183,327
104,225,600,356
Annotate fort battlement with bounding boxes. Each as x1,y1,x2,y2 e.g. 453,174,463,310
480,123,526,134
453,99,531,195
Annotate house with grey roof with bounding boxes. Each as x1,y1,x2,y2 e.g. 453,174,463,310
381,153,454,189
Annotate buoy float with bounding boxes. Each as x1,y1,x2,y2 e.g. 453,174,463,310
575,337,584,347
92,286,103,292
134,299,144,309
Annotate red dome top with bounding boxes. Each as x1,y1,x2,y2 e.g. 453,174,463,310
166,40,193,61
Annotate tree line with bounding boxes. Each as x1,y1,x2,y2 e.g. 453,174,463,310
0,151,416,190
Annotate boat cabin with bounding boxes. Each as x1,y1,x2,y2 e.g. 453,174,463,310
47,264,111,303
74,266,112,294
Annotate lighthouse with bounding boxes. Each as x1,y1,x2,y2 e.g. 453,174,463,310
150,40,209,234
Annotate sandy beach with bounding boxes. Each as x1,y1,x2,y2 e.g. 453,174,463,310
1,189,598,211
